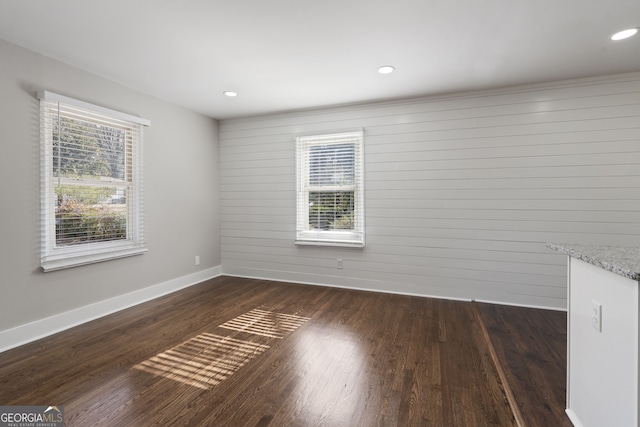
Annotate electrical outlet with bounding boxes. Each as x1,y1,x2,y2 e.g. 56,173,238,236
591,300,602,332
195,255,200,266
337,258,343,269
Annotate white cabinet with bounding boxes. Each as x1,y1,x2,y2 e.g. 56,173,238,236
567,258,639,427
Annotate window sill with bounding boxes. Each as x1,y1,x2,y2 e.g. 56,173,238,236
295,239,365,248
41,247,148,272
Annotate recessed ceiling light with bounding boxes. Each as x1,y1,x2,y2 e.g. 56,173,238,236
223,91,238,97
611,28,638,41
377,65,395,74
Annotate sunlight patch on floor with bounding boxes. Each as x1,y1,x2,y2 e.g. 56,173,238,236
219,308,310,339
133,332,269,389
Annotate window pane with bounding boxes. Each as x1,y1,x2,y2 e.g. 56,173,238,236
55,185,127,246
40,92,147,271
53,115,127,181
295,131,363,247
309,143,355,186
308,191,354,230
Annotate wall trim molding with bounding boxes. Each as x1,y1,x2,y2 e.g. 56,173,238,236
0,266,222,353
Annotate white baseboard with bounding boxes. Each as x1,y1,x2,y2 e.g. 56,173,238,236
565,409,584,427
222,272,473,303
0,266,222,353
223,270,565,310
473,298,568,312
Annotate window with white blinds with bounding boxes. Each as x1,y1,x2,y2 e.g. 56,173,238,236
295,131,365,247
39,91,149,271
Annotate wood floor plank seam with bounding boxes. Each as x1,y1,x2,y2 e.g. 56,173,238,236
472,301,527,427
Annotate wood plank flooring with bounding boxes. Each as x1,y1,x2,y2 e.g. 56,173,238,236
0,277,569,426
476,303,572,427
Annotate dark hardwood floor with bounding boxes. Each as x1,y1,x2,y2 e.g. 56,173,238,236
0,277,569,426
476,303,572,427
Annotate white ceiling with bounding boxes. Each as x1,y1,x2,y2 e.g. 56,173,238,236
0,0,638,120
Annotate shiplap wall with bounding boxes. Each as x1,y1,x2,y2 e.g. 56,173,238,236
219,73,640,310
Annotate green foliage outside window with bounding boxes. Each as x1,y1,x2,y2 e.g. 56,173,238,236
53,116,126,181
55,185,115,205
309,191,355,231
56,198,126,246
51,115,128,246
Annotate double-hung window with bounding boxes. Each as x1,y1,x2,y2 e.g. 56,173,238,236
295,131,365,247
39,91,149,271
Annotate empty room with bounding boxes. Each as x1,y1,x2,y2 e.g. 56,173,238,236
1,1,639,426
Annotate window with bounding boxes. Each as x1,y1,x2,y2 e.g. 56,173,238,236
39,91,149,271
295,131,365,247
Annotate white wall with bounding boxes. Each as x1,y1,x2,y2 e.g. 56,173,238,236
0,39,221,343
219,73,640,310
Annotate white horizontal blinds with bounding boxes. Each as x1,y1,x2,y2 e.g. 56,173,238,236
39,92,147,271
296,131,364,246
53,104,129,244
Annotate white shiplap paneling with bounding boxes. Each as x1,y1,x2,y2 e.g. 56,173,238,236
219,73,640,310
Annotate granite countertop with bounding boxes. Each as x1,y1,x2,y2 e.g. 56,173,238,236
547,243,640,281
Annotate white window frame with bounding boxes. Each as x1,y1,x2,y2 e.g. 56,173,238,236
295,131,365,247
39,91,150,271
